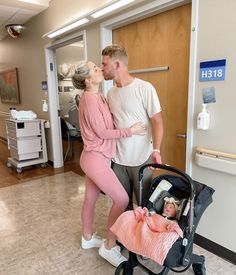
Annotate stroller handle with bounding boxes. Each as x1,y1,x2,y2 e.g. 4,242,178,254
139,163,195,201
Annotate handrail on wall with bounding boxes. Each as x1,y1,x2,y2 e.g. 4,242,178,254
196,146,236,161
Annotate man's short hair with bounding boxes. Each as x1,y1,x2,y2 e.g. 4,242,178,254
102,44,128,65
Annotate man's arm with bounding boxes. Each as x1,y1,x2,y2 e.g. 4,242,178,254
150,112,164,164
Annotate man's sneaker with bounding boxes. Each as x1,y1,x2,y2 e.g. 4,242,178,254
81,233,103,249
99,242,127,267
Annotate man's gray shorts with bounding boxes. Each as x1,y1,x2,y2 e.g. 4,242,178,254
111,156,152,207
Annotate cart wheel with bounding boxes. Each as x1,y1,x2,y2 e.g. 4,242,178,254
115,261,126,275
7,161,12,168
16,168,23,174
40,163,46,168
192,262,206,275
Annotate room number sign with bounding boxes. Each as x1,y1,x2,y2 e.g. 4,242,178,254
200,59,226,81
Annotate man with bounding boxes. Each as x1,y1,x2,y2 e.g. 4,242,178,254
101,44,163,207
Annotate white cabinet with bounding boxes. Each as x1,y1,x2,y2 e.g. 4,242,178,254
6,119,48,173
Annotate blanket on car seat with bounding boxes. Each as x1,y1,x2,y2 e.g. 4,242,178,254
111,207,183,265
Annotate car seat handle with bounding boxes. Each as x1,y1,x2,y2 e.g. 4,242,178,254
139,163,195,200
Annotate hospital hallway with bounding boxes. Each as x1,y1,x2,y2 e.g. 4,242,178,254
0,139,235,274
0,138,84,188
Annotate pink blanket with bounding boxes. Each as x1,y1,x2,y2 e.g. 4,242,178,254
110,207,183,265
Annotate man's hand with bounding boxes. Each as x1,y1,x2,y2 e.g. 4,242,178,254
150,112,163,165
152,151,162,164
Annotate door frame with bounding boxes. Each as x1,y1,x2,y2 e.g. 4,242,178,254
45,30,87,168
100,0,198,175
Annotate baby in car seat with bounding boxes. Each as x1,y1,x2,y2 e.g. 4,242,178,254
110,196,183,265
149,196,180,220
162,197,180,219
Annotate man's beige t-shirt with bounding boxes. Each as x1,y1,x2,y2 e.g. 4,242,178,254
107,78,161,166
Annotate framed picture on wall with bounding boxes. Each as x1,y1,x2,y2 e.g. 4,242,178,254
0,68,20,104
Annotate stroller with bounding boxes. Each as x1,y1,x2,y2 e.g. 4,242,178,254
114,163,215,275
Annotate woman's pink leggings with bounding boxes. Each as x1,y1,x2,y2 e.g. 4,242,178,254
80,150,129,240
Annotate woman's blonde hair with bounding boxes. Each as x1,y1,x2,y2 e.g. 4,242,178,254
72,60,90,90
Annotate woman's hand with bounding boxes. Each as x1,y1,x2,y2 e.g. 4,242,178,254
130,122,147,135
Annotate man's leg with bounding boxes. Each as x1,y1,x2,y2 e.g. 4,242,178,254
111,161,133,209
128,156,152,206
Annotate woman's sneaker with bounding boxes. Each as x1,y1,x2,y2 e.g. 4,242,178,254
99,243,127,267
81,233,103,249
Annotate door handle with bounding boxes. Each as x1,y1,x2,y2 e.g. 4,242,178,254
176,133,187,139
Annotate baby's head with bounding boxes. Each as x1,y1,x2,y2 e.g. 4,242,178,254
162,197,180,218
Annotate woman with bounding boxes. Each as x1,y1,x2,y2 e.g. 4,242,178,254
72,60,146,267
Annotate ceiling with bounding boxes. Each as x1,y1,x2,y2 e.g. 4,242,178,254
0,0,50,40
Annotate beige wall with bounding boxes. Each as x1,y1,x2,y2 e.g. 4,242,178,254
0,15,50,138
192,0,236,252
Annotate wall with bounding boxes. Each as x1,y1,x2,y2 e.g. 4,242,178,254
192,0,236,252
0,19,49,139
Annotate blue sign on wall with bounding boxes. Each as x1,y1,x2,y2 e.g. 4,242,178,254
200,59,226,81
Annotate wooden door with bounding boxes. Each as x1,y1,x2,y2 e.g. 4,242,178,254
113,4,191,171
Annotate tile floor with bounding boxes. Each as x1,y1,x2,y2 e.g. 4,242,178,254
0,172,235,275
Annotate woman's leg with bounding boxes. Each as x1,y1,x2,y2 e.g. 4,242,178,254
81,175,101,239
80,151,129,246
98,165,129,248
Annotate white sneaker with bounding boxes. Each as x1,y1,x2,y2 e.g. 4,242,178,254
81,233,103,249
99,243,127,267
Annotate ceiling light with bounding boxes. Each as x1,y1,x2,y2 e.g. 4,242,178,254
43,0,138,39
91,0,135,18
18,0,48,4
47,18,89,38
